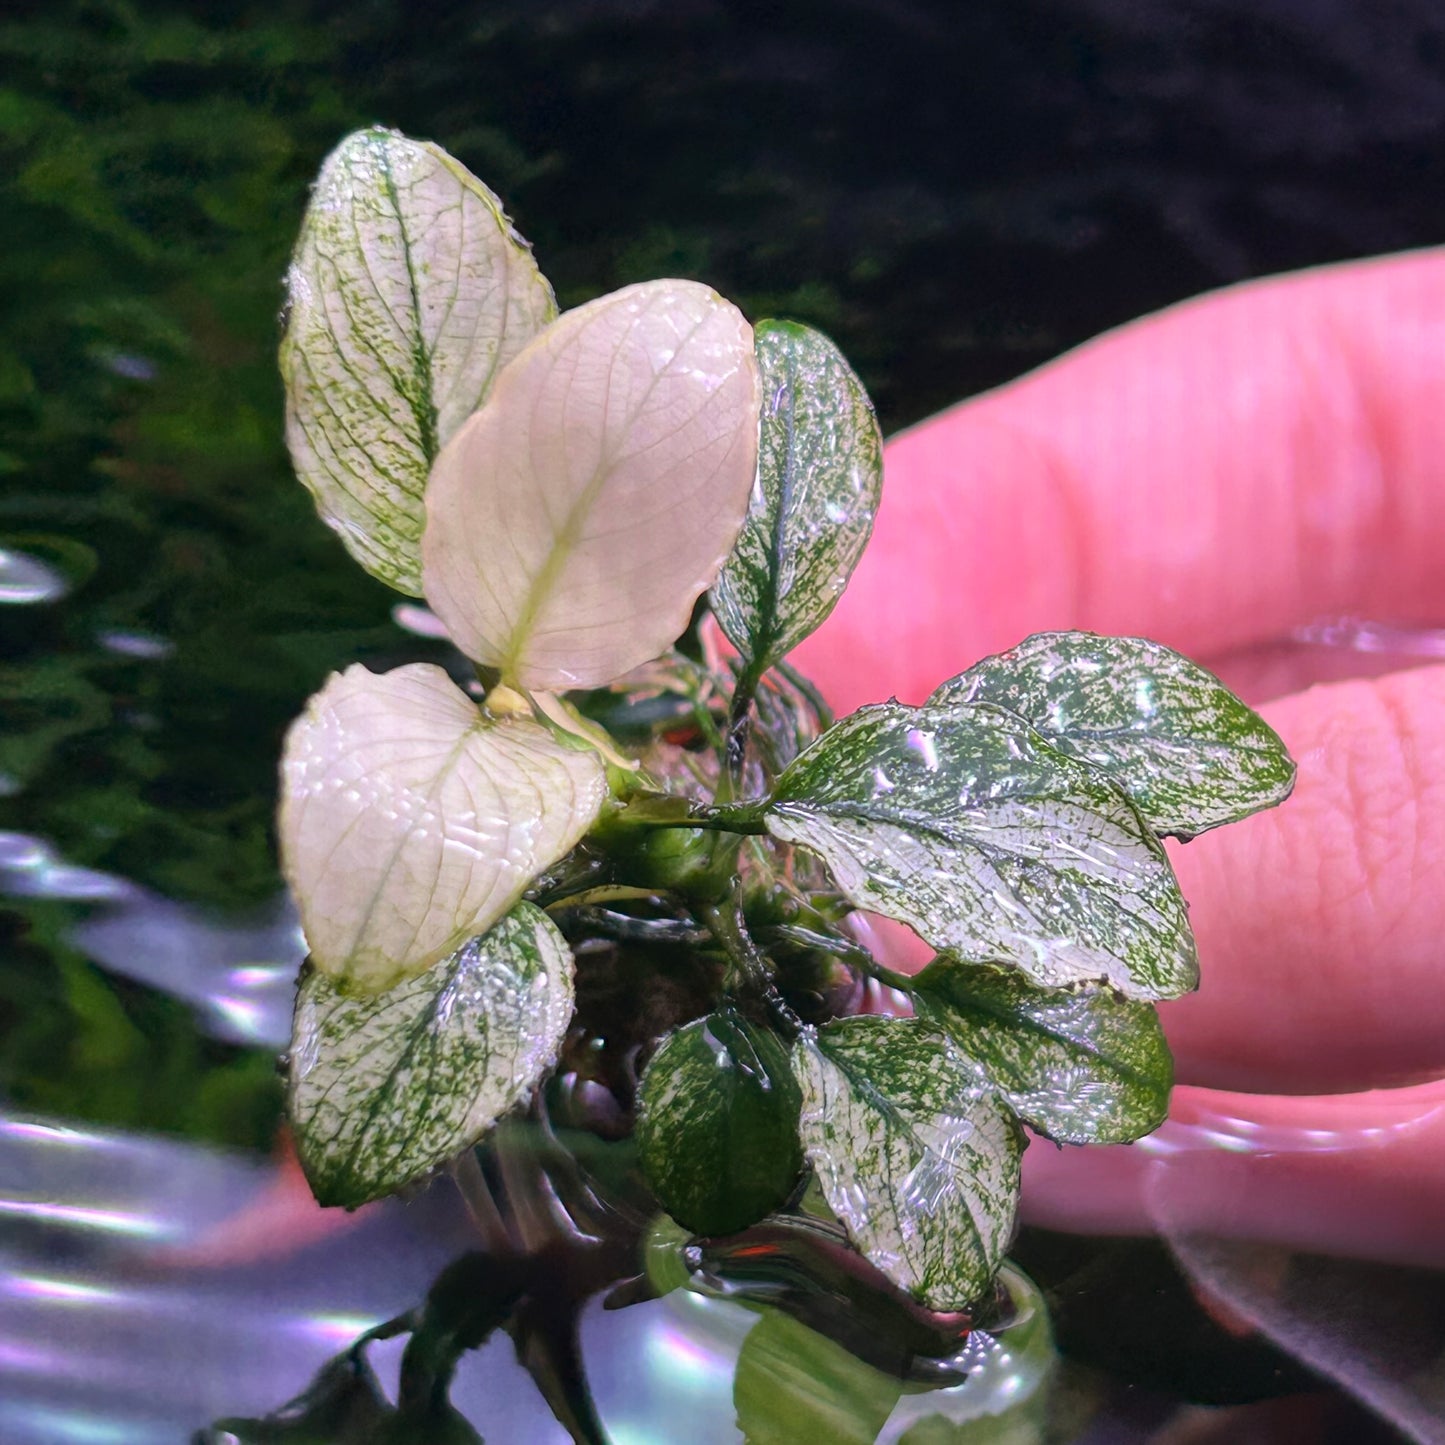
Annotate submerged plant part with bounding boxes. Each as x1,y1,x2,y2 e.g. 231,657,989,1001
275,123,1295,1380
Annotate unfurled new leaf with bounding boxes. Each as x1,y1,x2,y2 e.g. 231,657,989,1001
636,1010,803,1235
933,632,1296,838
710,320,882,670
913,956,1172,1144
279,663,606,993
793,1017,1022,1310
766,701,1198,1000
282,128,556,594
289,903,575,1207
423,279,760,689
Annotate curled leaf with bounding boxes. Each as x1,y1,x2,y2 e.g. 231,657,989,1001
282,127,556,594
766,700,1198,1000
636,1010,803,1235
933,631,1296,838
290,903,574,1207
279,663,606,993
422,279,760,689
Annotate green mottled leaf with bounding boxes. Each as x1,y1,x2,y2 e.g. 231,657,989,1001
422,279,760,689
282,127,556,594
279,663,606,993
913,956,1172,1144
710,320,882,669
636,1009,803,1235
932,632,1296,838
793,1016,1023,1310
733,1307,902,1445
289,902,574,1207
766,701,1198,1001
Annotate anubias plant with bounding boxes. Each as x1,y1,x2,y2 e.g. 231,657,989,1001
277,128,1295,1314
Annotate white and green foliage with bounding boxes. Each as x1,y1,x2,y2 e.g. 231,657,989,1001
282,128,556,594
933,630,1296,838
290,903,575,1207
276,128,1293,1325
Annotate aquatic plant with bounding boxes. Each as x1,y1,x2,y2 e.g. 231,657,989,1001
276,127,1294,1315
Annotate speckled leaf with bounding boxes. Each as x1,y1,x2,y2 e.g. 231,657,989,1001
289,902,574,1208
766,701,1197,1000
279,663,606,993
636,1010,803,1235
282,127,556,594
913,956,1172,1144
793,1017,1022,1310
422,279,759,689
710,320,882,669
932,632,1296,838
733,1308,902,1445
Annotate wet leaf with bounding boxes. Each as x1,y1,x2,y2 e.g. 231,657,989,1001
281,127,555,594
913,956,1172,1144
766,701,1198,1001
279,663,606,993
289,902,574,1207
793,1017,1022,1310
710,320,882,670
636,1009,803,1235
733,1307,902,1445
422,279,759,689
932,632,1296,838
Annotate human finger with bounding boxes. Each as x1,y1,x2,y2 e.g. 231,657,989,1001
1018,1078,1445,1272
794,247,1445,714
1158,664,1445,1094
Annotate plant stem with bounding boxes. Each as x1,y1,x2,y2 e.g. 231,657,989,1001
701,883,804,1035
763,921,918,996
776,658,834,729
723,658,762,792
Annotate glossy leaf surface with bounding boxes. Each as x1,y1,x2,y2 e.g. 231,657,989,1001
933,631,1296,838
281,128,555,594
423,279,759,689
279,663,605,993
289,903,574,1207
766,701,1198,1000
793,1017,1023,1310
710,320,882,670
913,956,1172,1144
636,1010,803,1235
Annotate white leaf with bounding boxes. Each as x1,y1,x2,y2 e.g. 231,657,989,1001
282,128,556,594
290,902,575,1206
279,662,606,993
422,279,760,689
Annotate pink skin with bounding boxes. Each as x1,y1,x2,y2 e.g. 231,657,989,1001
794,246,1445,1270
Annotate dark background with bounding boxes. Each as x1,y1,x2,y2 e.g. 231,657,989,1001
3,0,1444,1143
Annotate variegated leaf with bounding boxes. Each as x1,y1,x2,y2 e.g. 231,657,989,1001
932,632,1296,838
793,1017,1022,1310
422,279,760,689
289,903,574,1207
710,320,882,670
766,700,1197,1000
636,1010,802,1235
913,956,1172,1144
282,128,555,594
279,663,606,993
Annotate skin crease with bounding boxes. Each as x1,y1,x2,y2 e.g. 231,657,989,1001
793,246,1445,1269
